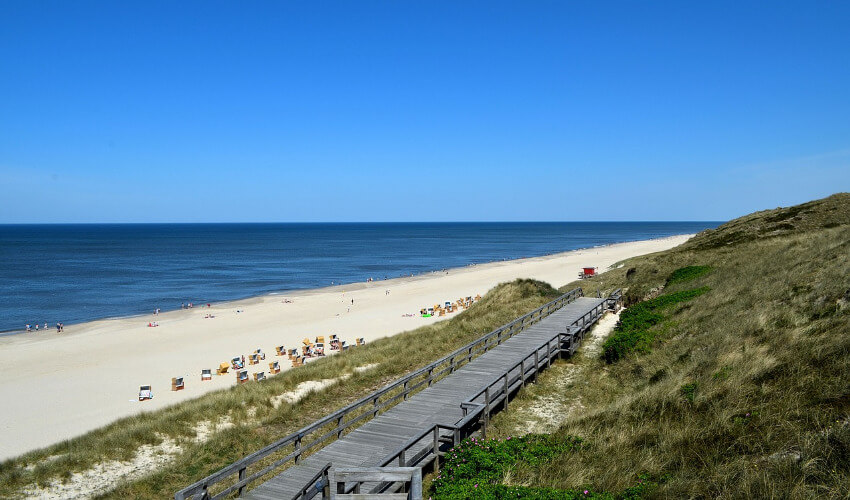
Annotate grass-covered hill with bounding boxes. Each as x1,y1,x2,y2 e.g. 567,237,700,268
446,193,849,498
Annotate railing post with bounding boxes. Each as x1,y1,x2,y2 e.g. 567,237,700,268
322,467,330,499
237,466,247,498
295,435,302,464
399,449,406,467
428,367,434,387
520,359,526,387
403,380,409,401
433,427,440,473
546,340,552,368
373,396,380,417
449,356,455,374
483,388,490,437
337,415,345,438
534,350,539,381
503,375,509,410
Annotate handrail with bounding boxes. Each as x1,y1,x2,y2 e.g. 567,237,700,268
288,291,618,500
175,287,584,499
357,294,614,497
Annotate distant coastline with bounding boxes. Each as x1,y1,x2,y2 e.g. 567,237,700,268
0,222,719,333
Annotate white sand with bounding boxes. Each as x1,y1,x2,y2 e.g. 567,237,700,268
0,235,690,460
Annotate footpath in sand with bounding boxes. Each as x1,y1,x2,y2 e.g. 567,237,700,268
0,235,690,460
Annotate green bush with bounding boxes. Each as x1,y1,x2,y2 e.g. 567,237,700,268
432,435,587,499
680,382,698,403
601,287,709,363
666,265,712,285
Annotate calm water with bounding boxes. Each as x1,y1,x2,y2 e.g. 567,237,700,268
0,222,719,333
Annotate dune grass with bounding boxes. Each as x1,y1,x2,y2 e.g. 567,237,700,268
0,279,562,499
476,194,850,498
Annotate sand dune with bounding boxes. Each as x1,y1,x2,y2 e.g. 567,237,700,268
0,234,690,460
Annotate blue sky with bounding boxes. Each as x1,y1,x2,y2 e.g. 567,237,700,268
1,1,848,223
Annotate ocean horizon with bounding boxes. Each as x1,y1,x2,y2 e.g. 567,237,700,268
0,221,720,333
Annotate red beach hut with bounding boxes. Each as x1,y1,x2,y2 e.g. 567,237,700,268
578,267,597,279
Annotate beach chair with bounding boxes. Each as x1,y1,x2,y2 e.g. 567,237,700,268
236,369,248,384
138,385,153,401
356,337,365,346
249,353,260,365
231,357,243,370
439,309,445,316
217,362,229,375
269,361,280,374
314,343,325,356
254,372,266,382
171,377,185,391
201,369,212,381
291,356,303,367
254,348,265,360
302,337,311,346
420,308,427,317
330,334,338,342
475,294,482,301
275,345,285,356
315,335,325,344
288,348,298,359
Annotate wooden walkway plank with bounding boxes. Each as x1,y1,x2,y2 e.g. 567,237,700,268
237,297,607,500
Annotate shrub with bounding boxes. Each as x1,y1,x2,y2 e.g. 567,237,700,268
601,287,709,363
666,265,712,285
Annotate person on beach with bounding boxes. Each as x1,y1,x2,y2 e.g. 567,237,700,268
35,324,39,331
56,323,60,333
26,324,31,332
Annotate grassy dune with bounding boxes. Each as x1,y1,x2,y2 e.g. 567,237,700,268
476,193,850,498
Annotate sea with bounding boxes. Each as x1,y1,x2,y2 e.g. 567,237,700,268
0,222,720,334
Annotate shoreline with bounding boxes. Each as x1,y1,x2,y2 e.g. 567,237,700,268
0,234,692,460
0,234,688,337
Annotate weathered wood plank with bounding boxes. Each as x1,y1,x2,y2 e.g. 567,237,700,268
239,297,607,500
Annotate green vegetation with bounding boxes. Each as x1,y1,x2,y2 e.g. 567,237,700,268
600,287,709,363
665,265,711,285
432,435,584,499
432,435,658,499
0,279,562,499
476,193,850,498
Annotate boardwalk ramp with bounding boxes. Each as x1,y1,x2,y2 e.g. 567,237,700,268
176,288,621,500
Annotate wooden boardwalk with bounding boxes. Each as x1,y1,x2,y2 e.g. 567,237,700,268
243,296,608,500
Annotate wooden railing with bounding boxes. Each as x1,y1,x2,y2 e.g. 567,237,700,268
175,288,585,500
328,467,422,500
293,291,617,500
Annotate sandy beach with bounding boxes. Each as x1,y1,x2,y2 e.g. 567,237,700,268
0,234,690,460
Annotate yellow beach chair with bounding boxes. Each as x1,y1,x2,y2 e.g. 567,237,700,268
217,362,229,375
236,369,249,384
254,372,266,382
269,361,281,374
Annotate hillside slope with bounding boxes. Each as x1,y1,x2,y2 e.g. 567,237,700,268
469,194,850,498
